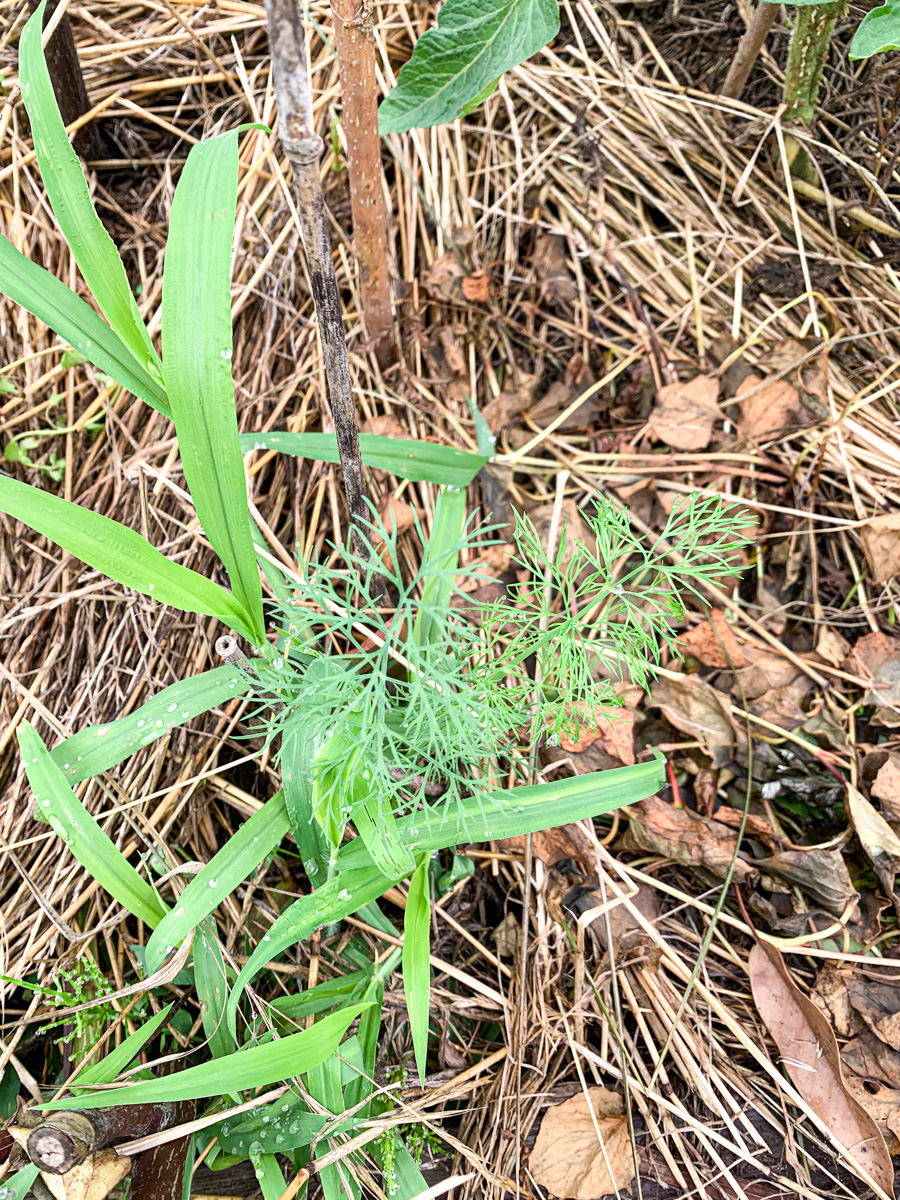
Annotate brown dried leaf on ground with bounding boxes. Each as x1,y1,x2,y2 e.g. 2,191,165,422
706,804,779,848
624,794,755,882
843,1031,900,1089
841,1074,900,1155
42,1150,132,1200
532,232,579,304
846,975,900,1052
424,249,465,301
481,372,540,431
754,849,858,917
817,625,852,667
651,675,735,767
861,514,900,585
676,609,745,669
461,271,491,303
362,414,407,439
648,374,720,451
845,632,900,727
528,499,594,568
873,754,900,815
749,679,812,731
812,966,866,1039
374,496,416,570
548,705,635,763
529,1088,635,1200
735,374,804,442
500,823,595,873
527,380,600,433
748,941,895,1199
847,784,900,913
734,646,803,700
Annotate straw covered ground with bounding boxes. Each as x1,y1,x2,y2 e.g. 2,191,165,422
2,2,900,1198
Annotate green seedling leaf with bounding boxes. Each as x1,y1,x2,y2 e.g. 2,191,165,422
308,1052,360,1200
0,471,258,640
240,432,488,487
849,1,900,57
218,1099,357,1157
19,721,167,927
344,976,384,1117
378,0,560,133
72,1004,173,1088
0,237,169,414
145,792,291,973
43,1004,371,1110
49,666,251,783
162,132,264,646
269,972,371,1023
20,3,162,384
281,719,328,881
413,484,467,646
249,1153,286,1200
403,854,432,1085
194,923,236,1058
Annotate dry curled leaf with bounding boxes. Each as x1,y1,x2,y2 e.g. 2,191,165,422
651,675,735,767
500,822,595,874
843,1031,900,1090
847,784,900,914
817,625,851,667
749,941,895,1199
529,1087,635,1199
735,374,804,442
461,271,491,303
648,374,720,451
41,1151,132,1200
676,609,745,669
873,754,900,817
845,632,900,727
532,232,578,305
861,513,900,584
754,849,858,918
625,793,755,883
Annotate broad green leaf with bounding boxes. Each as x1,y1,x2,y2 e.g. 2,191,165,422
20,4,162,383
72,1004,173,1088
194,923,236,1058
849,1,900,57
240,432,488,487
145,792,291,973
227,756,664,1030
403,854,432,1084
344,976,383,1116
354,797,415,878
50,666,251,784
226,868,393,1037
0,1165,39,1200
43,1004,371,1110
162,133,264,646
218,1106,356,1157
0,236,169,415
0,471,257,640
378,0,560,133
249,1153,286,1200
458,76,500,117
281,717,327,881
269,972,371,1022
413,484,467,646
19,721,167,927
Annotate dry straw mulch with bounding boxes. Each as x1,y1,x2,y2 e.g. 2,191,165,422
2,2,900,1198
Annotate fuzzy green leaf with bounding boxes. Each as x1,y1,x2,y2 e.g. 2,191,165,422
240,432,488,487
19,721,167,928
162,132,264,645
0,471,257,640
849,1,900,57
20,3,162,384
403,855,432,1085
145,792,291,973
50,666,251,784
378,0,560,133
0,236,169,414
43,1005,371,1110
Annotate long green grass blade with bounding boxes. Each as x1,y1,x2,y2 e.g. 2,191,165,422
0,236,169,414
354,797,414,878
194,924,236,1059
145,792,291,973
72,1004,173,1088
270,972,370,1023
413,484,467,645
249,1153,286,1200
240,432,488,487
403,855,431,1084
281,726,327,881
20,3,162,383
1,1165,39,1200
307,1054,359,1200
0,471,257,640
43,1004,371,1111
50,666,250,783
19,722,167,927
162,132,264,645
227,757,664,1029
344,976,383,1116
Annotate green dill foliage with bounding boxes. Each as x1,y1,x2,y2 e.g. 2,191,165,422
248,493,752,855
38,958,115,1055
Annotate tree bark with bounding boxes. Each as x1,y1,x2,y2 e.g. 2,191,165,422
331,5,396,370
27,0,106,160
15,1104,176,1174
721,2,778,101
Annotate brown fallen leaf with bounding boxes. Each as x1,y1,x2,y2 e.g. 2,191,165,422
748,940,894,1199
861,513,900,584
734,646,803,700
41,1150,132,1200
648,374,720,451
624,793,755,883
491,912,520,958
461,271,491,303
847,784,900,915
735,374,804,442
705,804,778,848
816,625,852,668
500,822,595,874
843,1031,900,1089
841,1074,900,1155
749,679,812,731
362,414,407,439
811,965,866,1039
481,372,540,431
650,675,735,768
676,609,745,669
373,496,416,571
757,337,830,419
424,249,465,301
845,632,900,727
873,754,900,818
846,975,900,1052
529,1087,636,1200
754,849,858,917
547,705,635,763
532,233,579,305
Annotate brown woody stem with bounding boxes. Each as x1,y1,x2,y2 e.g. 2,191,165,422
20,1105,176,1174
28,0,106,160
264,0,378,575
720,2,778,101
127,1101,196,1200
331,2,396,369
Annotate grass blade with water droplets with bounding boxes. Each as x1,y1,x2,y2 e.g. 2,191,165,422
18,721,167,928
0,472,257,640
162,132,264,645
72,1005,174,1088
403,854,432,1084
